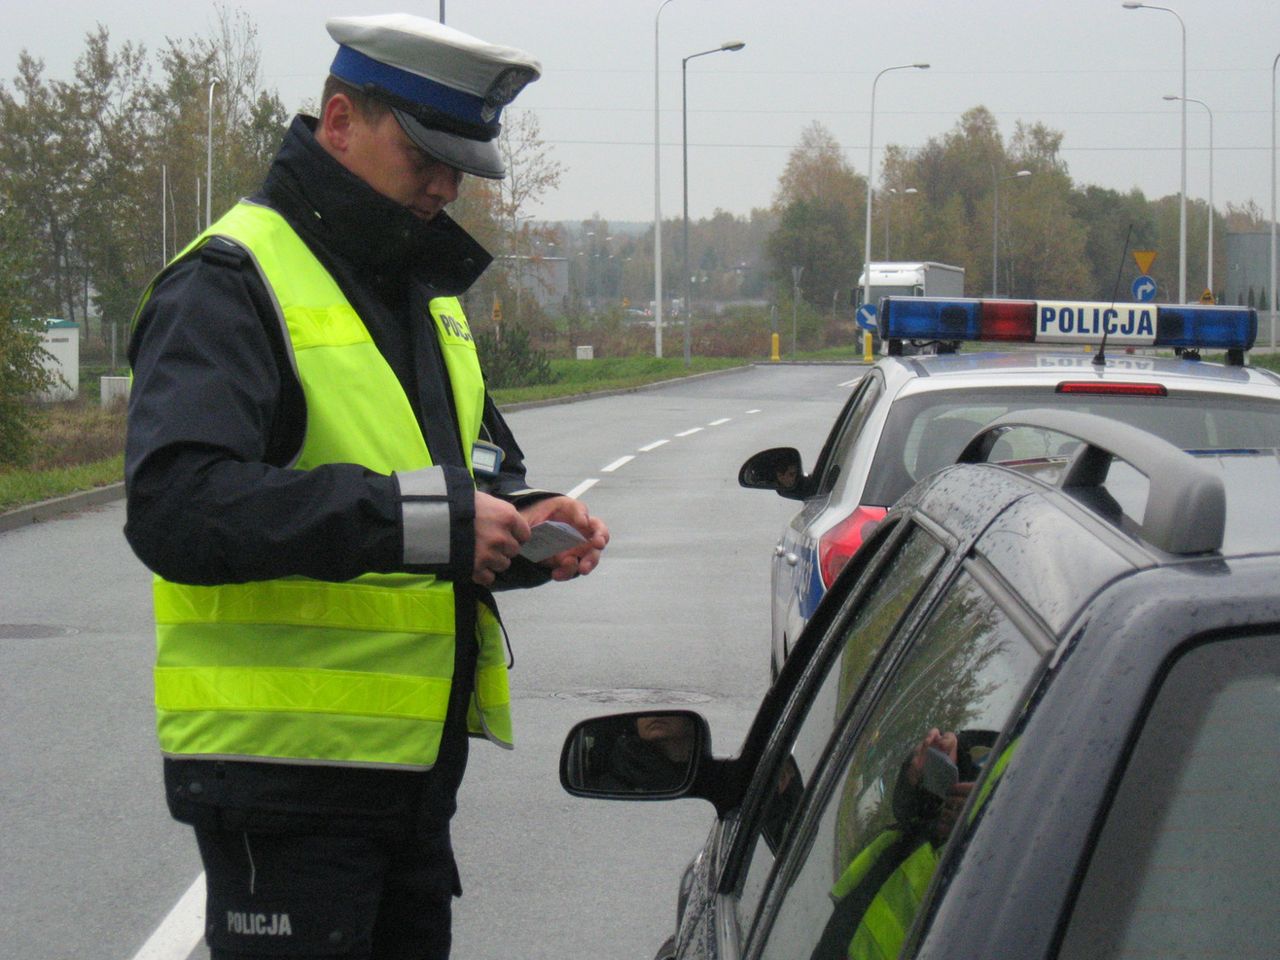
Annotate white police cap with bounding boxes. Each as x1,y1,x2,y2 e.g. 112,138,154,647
326,14,541,179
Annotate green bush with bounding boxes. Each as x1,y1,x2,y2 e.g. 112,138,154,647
0,196,59,466
475,324,557,388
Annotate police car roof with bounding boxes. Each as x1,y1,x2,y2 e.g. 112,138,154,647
881,349,1280,400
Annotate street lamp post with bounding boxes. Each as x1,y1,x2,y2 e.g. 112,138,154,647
791,265,803,357
683,41,745,366
862,63,929,337
1164,94,1213,297
1271,51,1278,349
1123,2,1187,303
992,169,1032,297
653,0,678,358
206,77,221,229
883,186,917,259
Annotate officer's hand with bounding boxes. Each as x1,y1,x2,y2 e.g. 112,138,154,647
521,496,610,581
473,492,531,586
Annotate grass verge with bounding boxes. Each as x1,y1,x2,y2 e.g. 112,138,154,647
490,355,749,405
0,456,124,513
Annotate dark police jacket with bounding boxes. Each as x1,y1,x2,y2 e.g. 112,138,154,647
126,115,551,834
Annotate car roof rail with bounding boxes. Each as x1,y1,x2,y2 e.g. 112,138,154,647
956,408,1225,555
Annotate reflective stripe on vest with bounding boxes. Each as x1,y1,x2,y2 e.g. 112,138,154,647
830,830,938,960
141,200,510,769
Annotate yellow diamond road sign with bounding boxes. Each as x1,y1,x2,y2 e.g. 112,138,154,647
1133,250,1157,275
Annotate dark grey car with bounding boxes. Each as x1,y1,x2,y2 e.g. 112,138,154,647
563,410,1280,960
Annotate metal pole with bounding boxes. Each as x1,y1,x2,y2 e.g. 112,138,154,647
884,189,893,259
1165,95,1214,297
161,164,167,267
683,55,689,366
791,266,802,357
993,170,1031,297
992,174,1000,298
862,64,928,324
1206,101,1213,295
653,0,677,358
207,77,220,229
682,42,744,368
1177,10,1187,303
1123,4,1187,301
1271,52,1278,349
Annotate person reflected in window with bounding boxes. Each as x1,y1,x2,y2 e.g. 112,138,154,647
810,728,996,960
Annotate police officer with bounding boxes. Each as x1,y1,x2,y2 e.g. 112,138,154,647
125,14,608,960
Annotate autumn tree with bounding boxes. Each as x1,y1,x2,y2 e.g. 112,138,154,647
0,189,58,464
767,122,863,315
0,9,287,346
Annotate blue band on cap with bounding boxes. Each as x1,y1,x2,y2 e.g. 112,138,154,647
330,45,499,133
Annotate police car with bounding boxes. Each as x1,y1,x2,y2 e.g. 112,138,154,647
738,296,1280,678
561,410,1280,960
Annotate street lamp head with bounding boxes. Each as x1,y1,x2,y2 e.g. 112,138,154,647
904,187,919,194
913,63,930,69
1163,93,1180,101
1122,2,1144,9
1015,169,1032,178
722,41,746,52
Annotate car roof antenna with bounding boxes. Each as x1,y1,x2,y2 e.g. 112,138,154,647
1094,224,1134,367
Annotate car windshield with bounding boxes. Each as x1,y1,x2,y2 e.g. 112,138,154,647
863,387,1280,506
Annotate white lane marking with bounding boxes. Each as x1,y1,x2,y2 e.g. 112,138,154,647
567,478,599,500
708,418,731,426
601,456,634,473
746,409,761,414
675,427,703,437
638,439,669,452
129,872,205,960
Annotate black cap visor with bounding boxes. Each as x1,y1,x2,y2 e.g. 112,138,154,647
392,108,505,180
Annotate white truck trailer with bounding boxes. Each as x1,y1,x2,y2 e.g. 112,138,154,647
855,261,966,306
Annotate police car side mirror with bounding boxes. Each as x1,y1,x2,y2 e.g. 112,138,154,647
739,447,808,500
560,711,712,801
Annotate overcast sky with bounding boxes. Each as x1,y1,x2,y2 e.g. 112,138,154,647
5,0,1278,225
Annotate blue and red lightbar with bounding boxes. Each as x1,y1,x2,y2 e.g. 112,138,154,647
879,297,1257,351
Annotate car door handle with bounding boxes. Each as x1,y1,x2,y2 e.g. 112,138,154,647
784,553,799,566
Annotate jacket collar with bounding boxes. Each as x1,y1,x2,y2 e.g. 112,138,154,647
259,115,491,293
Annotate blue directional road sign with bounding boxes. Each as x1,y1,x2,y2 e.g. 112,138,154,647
1132,275,1156,302
856,303,878,331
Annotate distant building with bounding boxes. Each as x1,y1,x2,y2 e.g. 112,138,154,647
500,255,569,312
39,319,79,400
1225,232,1278,309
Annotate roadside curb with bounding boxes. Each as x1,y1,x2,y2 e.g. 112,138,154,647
0,481,126,535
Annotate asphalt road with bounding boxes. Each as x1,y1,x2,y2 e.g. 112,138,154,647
0,362,858,960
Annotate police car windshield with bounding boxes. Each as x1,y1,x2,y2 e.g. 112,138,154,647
1057,452,1280,557
863,388,1280,507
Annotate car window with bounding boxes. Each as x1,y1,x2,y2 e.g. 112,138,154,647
864,388,1280,507
754,568,1043,960
735,524,947,931
815,374,885,496
1059,633,1280,960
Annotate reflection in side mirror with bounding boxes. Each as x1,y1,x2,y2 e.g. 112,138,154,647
560,711,710,800
739,447,806,500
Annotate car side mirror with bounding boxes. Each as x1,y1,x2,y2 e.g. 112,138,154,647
739,447,808,500
560,711,711,800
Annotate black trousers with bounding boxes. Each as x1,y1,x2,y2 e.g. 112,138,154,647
194,820,461,960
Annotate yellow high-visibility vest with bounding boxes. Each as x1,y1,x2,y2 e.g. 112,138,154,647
135,200,511,770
